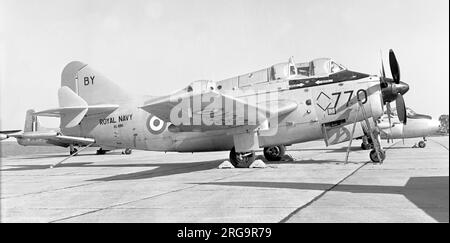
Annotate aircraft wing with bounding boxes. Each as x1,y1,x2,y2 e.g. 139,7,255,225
140,91,297,131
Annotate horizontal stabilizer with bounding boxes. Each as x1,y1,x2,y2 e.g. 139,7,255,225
35,86,119,128
5,130,95,145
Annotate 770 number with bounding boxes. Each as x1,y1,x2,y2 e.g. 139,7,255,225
331,89,367,108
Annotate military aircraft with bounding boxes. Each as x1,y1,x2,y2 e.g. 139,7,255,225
360,107,441,149
1,50,410,168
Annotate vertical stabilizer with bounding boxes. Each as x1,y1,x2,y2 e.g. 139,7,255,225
61,61,130,105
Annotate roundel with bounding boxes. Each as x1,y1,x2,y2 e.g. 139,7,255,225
146,115,167,135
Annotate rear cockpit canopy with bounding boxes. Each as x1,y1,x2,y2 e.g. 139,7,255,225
270,58,346,80
295,58,346,77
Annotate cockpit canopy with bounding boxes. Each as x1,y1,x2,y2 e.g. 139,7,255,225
270,58,346,80
296,58,346,77
215,57,348,90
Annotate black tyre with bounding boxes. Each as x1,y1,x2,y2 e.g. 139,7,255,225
124,148,132,155
369,149,385,163
418,141,426,148
70,148,78,156
96,149,107,155
263,145,286,161
229,147,255,168
361,142,370,150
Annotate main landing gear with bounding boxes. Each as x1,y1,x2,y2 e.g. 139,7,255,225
69,144,78,155
229,147,255,168
96,148,109,155
263,145,286,161
361,137,373,150
122,148,132,155
346,99,385,164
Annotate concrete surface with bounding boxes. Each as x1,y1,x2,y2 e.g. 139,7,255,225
0,137,448,223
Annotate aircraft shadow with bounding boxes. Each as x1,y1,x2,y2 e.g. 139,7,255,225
195,176,449,223
288,147,362,153
89,160,224,181
1,160,225,181
256,155,365,165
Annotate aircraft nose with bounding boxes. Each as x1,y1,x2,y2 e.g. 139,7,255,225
397,81,409,95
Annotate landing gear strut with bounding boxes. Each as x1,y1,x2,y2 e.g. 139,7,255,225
229,147,255,168
347,99,385,163
263,145,286,161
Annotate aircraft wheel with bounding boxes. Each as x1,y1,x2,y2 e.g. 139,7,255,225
418,141,426,148
70,148,78,156
124,148,132,155
229,147,255,168
361,142,370,150
369,149,385,163
96,148,107,155
263,145,285,161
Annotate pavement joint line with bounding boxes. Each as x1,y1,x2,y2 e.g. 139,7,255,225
429,138,449,151
1,147,332,201
0,160,218,199
0,181,102,200
49,166,260,223
279,141,401,223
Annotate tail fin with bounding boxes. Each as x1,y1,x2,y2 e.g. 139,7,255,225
61,61,130,105
24,109,39,132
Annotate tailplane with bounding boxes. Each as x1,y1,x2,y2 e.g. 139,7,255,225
34,87,119,128
61,61,130,105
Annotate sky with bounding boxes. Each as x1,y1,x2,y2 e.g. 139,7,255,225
0,0,449,129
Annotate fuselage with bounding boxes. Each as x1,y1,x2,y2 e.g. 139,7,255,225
70,70,384,152
378,116,441,139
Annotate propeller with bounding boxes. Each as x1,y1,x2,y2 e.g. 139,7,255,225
380,49,409,125
389,49,400,83
395,93,407,125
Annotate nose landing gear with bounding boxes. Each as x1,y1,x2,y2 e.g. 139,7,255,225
229,147,255,168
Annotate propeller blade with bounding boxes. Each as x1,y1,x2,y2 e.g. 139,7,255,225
389,49,400,84
379,50,387,86
395,94,407,125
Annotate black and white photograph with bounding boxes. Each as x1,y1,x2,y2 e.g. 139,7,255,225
0,0,448,228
